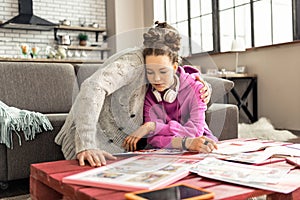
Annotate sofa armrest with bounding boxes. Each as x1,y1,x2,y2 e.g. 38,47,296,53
206,103,239,141
45,113,68,127
4,113,67,181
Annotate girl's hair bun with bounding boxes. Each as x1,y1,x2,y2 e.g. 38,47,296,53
143,21,181,52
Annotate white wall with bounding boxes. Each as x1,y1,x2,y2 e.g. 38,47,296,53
114,0,146,51
109,0,300,131
0,0,106,58
188,43,300,130
106,0,154,52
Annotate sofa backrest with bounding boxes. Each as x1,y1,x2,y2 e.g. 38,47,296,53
202,75,234,107
0,62,78,113
74,64,234,106
74,63,103,87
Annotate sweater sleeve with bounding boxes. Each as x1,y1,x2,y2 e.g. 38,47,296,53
73,49,144,153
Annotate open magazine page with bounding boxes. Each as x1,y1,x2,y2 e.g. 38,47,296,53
63,155,199,191
113,148,186,156
190,157,300,194
220,145,300,164
190,157,289,184
286,157,300,167
212,139,291,155
286,143,300,150
217,151,278,164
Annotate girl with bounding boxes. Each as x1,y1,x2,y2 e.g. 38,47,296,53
123,22,217,152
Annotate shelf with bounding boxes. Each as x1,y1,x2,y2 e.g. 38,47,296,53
64,45,110,51
0,57,104,64
55,25,106,32
54,25,106,42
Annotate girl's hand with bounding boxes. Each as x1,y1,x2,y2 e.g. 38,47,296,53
186,136,217,153
123,122,155,151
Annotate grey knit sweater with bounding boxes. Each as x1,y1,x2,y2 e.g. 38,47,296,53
55,48,147,159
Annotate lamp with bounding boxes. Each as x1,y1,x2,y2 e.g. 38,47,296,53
231,39,246,73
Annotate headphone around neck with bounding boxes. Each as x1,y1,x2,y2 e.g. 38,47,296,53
152,75,180,103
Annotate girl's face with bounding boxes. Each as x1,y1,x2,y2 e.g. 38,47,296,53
145,55,177,92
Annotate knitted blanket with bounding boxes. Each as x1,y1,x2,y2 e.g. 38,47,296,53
0,101,53,148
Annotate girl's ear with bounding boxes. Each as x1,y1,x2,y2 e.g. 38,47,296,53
173,62,178,72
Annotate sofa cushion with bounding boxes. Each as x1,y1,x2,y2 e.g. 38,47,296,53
74,64,103,87
203,75,234,107
0,62,78,113
205,103,238,140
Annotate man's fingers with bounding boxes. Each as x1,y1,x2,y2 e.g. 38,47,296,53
86,154,96,167
102,151,117,160
195,75,204,83
76,150,118,167
200,85,208,93
97,152,107,165
77,154,85,166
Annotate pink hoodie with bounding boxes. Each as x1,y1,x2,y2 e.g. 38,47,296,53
144,66,218,148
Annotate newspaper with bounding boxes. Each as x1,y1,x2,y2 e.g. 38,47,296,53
63,155,199,191
113,148,185,156
212,139,289,155
190,157,300,194
217,145,300,164
210,139,300,164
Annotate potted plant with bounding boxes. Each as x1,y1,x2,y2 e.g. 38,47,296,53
78,33,88,46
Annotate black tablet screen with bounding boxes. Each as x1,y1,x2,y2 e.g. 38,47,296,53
137,185,209,200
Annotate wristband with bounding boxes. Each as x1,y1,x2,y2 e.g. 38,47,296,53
182,136,188,151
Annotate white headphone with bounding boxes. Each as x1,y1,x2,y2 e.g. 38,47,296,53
152,75,180,103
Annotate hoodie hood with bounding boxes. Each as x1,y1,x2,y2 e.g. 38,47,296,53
0,0,57,30
177,65,202,92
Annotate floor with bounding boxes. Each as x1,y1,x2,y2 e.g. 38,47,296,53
1,130,300,199
0,178,29,199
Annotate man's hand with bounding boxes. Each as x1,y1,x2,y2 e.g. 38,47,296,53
195,75,211,105
76,149,117,167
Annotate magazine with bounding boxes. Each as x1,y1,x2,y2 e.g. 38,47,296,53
218,145,300,164
286,143,300,150
113,148,186,156
286,157,300,168
212,139,289,155
63,155,199,191
190,157,300,194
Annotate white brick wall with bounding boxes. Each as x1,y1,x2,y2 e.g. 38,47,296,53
0,0,106,58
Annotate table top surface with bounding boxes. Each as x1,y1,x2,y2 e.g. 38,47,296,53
204,73,257,78
30,139,300,200
31,160,272,200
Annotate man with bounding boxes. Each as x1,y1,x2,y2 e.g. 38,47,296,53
55,47,211,167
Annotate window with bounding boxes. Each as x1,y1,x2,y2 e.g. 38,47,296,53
253,0,293,47
219,0,251,52
153,0,294,55
190,0,213,54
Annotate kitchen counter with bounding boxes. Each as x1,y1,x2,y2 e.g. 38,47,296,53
0,57,104,64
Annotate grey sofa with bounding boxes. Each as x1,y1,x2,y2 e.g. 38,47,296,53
0,62,78,189
75,64,239,140
0,62,238,189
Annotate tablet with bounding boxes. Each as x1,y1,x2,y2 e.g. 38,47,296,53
125,183,214,200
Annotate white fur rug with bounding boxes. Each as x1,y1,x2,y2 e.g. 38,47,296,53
238,117,298,141
0,194,30,200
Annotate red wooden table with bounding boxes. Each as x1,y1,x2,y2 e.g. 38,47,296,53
30,158,300,200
